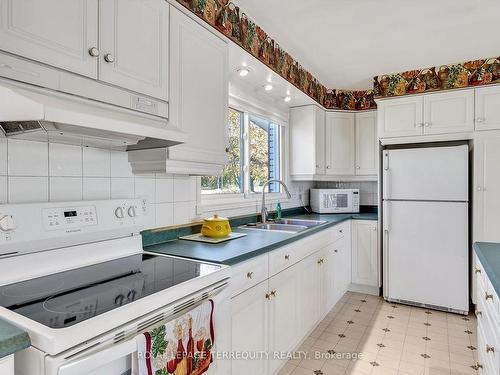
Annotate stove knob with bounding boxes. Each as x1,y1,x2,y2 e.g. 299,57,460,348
127,290,137,301
0,215,15,232
114,207,125,219
114,294,125,306
127,206,137,218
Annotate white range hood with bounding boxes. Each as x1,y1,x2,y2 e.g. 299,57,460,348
0,81,186,151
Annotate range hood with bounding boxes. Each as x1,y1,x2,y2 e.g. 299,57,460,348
0,82,186,151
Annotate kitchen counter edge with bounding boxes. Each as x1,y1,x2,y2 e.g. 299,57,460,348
0,318,30,359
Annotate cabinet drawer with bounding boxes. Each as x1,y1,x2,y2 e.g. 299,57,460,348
230,254,268,297
269,242,302,276
332,221,350,243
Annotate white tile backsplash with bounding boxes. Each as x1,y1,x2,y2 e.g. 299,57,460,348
8,139,48,176
49,143,82,177
8,176,48,203
110,150,133,178
1,139,312,230
83,147,110,177
83,177,111,200
314,181,378,206
155,177,174,203
0,176,7,203
111,178,135,199
0,138,7,175
173,176,197,202
50,177,83,202
135,177,156,203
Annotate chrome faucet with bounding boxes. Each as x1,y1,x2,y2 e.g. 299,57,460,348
261,179,292,223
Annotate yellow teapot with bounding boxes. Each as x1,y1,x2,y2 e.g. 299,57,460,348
201,214,232,238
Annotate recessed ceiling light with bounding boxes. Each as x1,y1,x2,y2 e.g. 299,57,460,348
264,84,273,91
237,67,250,77
284,96,292,102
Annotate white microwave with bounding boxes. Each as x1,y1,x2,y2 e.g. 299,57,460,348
310,189,360,213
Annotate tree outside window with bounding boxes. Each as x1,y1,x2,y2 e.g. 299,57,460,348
201,108,282,195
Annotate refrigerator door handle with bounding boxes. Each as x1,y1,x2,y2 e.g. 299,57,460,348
383,151,390,199
383,151,389,171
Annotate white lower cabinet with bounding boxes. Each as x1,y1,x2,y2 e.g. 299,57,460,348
268,263,301,374
231,280,269,375
230,220,380,374
351,220,379,288
0,355,14,375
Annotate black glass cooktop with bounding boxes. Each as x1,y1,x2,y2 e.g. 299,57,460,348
0,254,221,328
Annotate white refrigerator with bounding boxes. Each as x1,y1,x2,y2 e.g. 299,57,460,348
383,144,469,314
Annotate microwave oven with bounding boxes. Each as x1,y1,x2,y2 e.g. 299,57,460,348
310,189,360,213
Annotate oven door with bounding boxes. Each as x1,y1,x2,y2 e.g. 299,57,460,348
45,280,230,375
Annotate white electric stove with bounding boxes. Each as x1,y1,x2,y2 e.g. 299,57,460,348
0,199,231,375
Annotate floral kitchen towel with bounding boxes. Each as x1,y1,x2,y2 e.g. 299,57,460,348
137,300,215,375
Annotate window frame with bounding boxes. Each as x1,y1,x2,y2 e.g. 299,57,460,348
199,102,290,211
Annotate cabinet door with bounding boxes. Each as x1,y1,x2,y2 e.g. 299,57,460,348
355,111,378,176
325,112,355,175
475,85,500,131
333,237,351,302
352,220,378,287
0,355,13,375
0,0,98,78
99,0,169,100
168,7,228,166
298,254,321,335
377,96,423,138
423,90,474,134
231,281,269,375
315,107,326,175
268,264,301,375
320,246,337,315
474,133,500,243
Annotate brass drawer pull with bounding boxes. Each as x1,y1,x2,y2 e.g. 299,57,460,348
475,309,482,317
270,290,277,297
486,345,495,353
284,254,290,260
246,271,254,279
475,267,482,274
485,292,494,301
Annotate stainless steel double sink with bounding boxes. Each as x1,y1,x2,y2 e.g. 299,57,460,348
241,218,327,233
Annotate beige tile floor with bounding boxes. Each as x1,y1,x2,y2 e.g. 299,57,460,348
279,292,478,375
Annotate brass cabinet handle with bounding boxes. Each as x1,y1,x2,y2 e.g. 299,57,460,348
475,267,482,274
270,290,277,297
284,254,290,260
486,345,495,353
265,293,271,300
485,292,494,301
334,249,339,253
246,271,254,279
317,258,325,265
475,309,482,317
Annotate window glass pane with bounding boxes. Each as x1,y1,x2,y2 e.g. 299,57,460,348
249,115,281,193
201,108,243,194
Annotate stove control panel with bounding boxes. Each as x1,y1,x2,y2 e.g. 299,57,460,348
43,206,97,231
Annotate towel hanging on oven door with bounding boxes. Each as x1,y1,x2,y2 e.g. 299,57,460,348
136,299,215,375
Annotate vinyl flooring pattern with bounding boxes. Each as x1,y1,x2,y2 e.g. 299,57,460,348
278,292,479,375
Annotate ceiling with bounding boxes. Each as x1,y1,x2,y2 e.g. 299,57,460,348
234,0,500,90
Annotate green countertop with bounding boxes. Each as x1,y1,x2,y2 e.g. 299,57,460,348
474,242,500,298
144,213,377,265
0,318,30,359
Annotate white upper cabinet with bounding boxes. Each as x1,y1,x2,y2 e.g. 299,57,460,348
289,105,325,178
167,6,228,171
355,111,378,175
475,85,500,131
0,0,99,78
99,0,169,100
423,90,474,135
377,96,423,138
326,112,355,175
351,220,378,287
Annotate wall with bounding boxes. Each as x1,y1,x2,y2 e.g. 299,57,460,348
0,138,312,230
314,181,379,206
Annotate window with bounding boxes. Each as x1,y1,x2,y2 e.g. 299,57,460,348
201,108,282,196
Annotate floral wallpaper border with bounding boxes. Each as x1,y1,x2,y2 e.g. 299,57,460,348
374,57,500,98
175,0,377,111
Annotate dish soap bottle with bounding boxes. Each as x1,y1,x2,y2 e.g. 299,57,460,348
276,202,282,220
